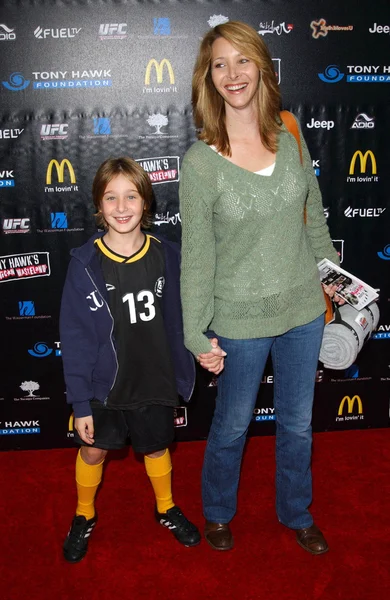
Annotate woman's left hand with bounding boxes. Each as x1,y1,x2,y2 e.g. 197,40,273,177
322,284,346,305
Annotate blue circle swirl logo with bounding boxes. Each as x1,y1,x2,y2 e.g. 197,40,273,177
377,244,390,261
2,72,31,91
318,65,345,83
28,342,53,358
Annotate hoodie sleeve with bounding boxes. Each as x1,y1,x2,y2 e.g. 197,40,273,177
60,258,98,418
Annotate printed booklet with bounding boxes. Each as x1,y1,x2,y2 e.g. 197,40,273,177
317,258,379,311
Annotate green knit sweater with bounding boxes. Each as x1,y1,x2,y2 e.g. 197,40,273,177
179,125,339,357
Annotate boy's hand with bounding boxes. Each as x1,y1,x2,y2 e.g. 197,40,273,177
75,416,95,445
197,338,227,375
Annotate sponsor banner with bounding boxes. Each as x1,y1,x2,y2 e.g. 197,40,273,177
0,252,51,282
99,23,127,40
40,124,68,140
45,159,78,192
143,58,177,94
0,420,40,435
0,168,14,187
34,27,81,39
14,381,50,402
31,70,112,89
174,406,188,427
138,17,188,39
5,300,51,321
351,113,375,129
347,151,379,183
36,212,84,233
2,218,30,234
0,24,16,41
377,245,390,260
28,341,61,358
136,156,179,184
336,395,364,424
318,64,390,83
0,128,24,139
258,20,293,36
310,19,353,39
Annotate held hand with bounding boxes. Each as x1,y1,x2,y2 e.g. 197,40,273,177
322,284,346,306
197,338,227,375
75,416,95,445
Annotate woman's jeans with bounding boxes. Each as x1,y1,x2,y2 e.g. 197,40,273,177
202,314,325,530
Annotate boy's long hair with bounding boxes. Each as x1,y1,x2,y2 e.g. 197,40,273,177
92,157,153,229
192,21,282,156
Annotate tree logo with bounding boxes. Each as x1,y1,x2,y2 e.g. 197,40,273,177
146,113,168,134
20,381,40,397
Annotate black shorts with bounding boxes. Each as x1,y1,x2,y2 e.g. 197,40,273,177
73,401,175,454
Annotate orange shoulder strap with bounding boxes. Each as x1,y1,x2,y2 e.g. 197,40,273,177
280,111,333,323
280,110,302,165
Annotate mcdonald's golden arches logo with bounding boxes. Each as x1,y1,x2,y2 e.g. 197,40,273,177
68,412,74,431
46,158,76,184
349,150,377,175
145,59,175,85
338,395,363,416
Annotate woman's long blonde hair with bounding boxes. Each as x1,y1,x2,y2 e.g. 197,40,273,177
192,21,282,155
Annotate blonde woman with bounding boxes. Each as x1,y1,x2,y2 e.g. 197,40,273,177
179,21,340,554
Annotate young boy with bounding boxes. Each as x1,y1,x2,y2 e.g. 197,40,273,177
60,157,199,563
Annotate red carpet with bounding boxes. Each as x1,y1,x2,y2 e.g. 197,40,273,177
1,430,389,600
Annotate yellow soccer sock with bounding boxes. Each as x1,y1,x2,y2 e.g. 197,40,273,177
75,449,104,520
144,449,174,514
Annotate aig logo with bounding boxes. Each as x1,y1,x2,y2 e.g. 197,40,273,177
347,151,379,184
336,395,364,422
144,59,177,94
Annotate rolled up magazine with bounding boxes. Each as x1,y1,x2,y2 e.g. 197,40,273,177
317,258,378,312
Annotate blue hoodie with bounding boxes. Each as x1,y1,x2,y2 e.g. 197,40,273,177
60,232,195,418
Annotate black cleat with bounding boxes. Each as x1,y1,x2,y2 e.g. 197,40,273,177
63,515,97,563
155,505,201,547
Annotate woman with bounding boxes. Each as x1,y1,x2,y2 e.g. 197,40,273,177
179,21,341,554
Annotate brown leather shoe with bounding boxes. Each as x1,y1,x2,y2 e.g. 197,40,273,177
296,524,329,555
204,520,234,551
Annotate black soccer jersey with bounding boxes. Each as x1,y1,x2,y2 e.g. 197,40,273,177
95,234,178,410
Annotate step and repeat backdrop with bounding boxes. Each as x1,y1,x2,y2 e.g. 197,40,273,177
1,0,389,450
